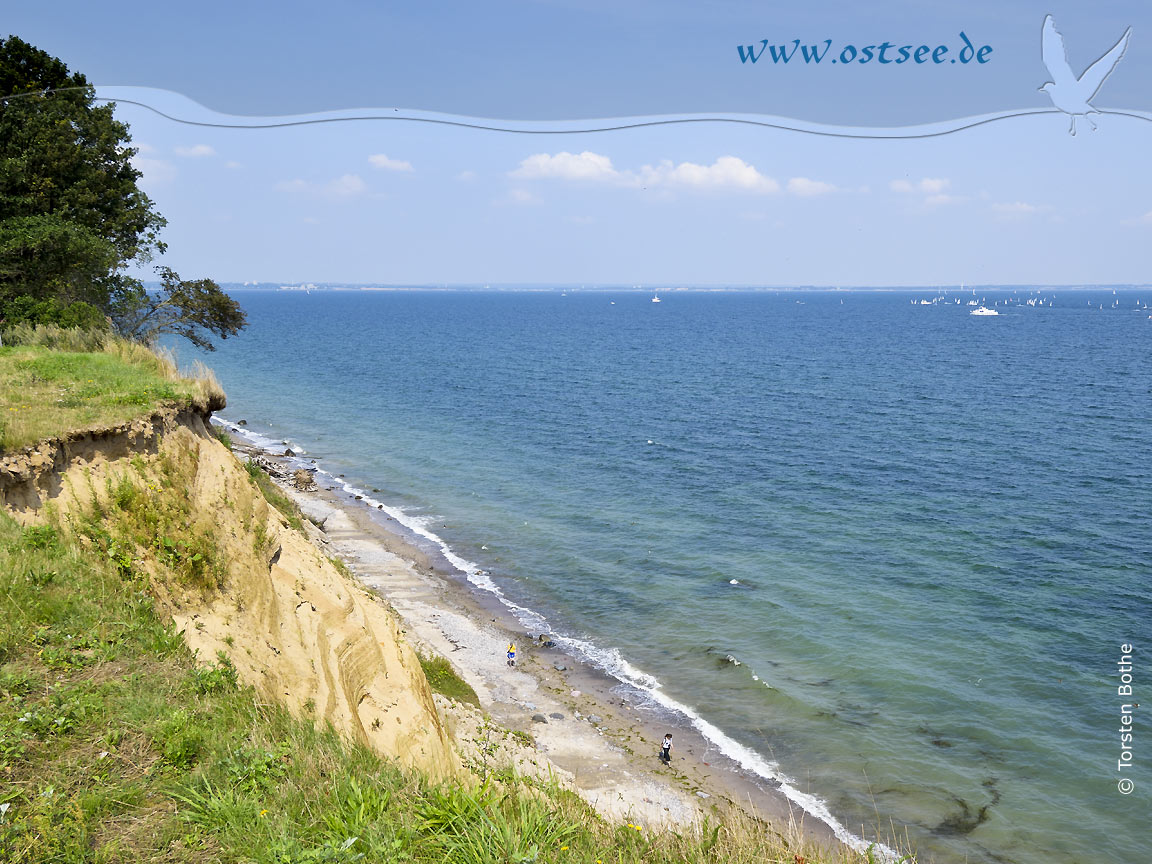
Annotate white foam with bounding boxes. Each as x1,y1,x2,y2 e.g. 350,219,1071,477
551,635,898,856
210,411,899,860
212,416,286,453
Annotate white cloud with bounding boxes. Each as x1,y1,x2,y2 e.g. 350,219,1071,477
1139,210,1152,225
511,152,790,196
924,194,960,207
991,201,1046,219
226,160,242,169
638,157,779,194
325,174,366,198
890,177,950,195
456,170,477,181
511,151,619,181
787,177,837,197
277,173,367,200
175,144,216,158
891,178,963,207
369,153,413,172
131,156,176,184
505,187,538,205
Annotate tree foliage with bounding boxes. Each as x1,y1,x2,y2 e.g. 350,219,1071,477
0,36,245,348
114,266,248,351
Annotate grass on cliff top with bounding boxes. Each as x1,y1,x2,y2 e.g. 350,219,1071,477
0,325,224,454
0,491,889,864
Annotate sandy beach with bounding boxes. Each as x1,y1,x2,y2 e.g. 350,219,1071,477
230,437,844,851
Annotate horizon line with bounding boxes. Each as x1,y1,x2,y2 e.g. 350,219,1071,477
194,282,1152,292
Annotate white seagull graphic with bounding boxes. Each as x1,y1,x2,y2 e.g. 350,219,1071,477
1039,15,1131,135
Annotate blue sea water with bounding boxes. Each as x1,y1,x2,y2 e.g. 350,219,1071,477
188,289,1150,864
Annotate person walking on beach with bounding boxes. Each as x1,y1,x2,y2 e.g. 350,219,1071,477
660,734,673,764
506,642,516,667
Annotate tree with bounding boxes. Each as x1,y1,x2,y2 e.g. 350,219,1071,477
0,36,245,347
114,266,247,351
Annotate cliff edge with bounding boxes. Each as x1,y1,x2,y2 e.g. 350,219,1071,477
0,404,459,780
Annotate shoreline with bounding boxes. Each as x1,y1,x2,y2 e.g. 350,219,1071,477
220,422,882,855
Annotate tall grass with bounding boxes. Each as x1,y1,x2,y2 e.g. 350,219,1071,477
0,327,225,452
1,322,114,352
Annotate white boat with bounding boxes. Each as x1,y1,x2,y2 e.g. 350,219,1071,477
970,306,999,316
651,291,661,303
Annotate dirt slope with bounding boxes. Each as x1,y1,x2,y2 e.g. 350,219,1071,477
0,406,459,780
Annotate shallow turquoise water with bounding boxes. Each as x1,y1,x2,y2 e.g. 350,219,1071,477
189,289,1150,863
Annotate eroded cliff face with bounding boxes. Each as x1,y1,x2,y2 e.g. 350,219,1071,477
0,407,459,780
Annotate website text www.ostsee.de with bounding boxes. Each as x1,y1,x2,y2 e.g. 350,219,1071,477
737,32,993,67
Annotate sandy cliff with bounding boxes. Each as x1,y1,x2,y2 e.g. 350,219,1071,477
0,405,458,780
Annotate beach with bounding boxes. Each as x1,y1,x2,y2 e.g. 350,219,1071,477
231,437,846,851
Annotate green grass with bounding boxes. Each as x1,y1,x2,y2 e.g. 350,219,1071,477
244,458,307,533
78,448,229,593
419,653,482,709
0,345,890,864
0,328,224,453
0,503,881,864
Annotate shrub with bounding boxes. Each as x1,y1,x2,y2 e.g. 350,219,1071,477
418,653,480,708
191,651,238,695
21,525,58,551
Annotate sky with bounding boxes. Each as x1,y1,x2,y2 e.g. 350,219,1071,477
5,2,1152,286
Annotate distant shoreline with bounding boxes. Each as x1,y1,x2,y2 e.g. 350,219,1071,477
154,282,1152,294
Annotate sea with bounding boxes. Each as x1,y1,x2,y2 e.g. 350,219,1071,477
184,288,1150,864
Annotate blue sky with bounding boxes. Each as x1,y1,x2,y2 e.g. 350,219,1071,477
7,2,1152,285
